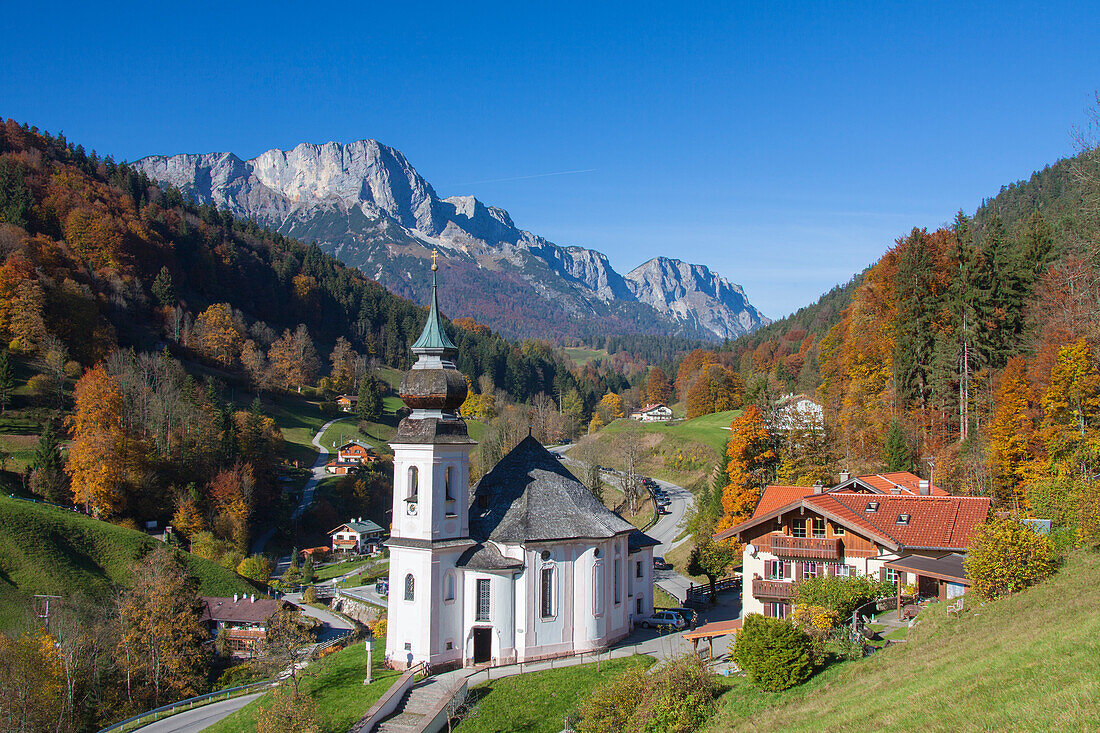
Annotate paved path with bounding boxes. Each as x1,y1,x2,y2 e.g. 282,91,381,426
550,444,698,603
282,591,356,642
253,416,347,555
135,693,263,733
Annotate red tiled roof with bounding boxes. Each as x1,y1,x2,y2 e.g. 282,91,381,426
752,485,818,518
853,471,950,496
719,491,991,551
806,493,990,549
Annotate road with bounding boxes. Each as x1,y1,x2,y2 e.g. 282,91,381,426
136,693,264,733
548,444,698,603
252,416,348,555
282,591,356,642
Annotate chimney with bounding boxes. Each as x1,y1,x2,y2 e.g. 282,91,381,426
918,480,930,496
813,481,824,494
233,593,238,602
839,471,850,483
250,594,256,603
890,486,902,495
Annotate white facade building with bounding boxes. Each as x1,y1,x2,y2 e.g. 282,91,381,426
384,271,657,670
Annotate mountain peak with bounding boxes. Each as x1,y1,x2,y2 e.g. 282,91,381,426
135,141,768,341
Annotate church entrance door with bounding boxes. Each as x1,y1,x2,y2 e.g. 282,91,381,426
473,627,492,664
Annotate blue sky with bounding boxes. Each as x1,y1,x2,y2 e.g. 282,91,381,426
4,1,1098,319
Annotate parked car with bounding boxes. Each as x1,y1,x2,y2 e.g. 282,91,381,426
638,611,686,630
665,607,699,627
375,578,389,595
653,556,672,570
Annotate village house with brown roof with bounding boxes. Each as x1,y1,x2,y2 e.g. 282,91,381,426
325,440,379,475
716,474,990,619
199,594,287,657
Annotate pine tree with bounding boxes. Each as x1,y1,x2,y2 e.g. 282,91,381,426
151,266,176,308
357,375,383,422
0,349,13,414
893,228,939,408
884,421,911,471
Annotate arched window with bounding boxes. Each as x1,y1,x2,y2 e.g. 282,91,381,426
408,466,419,500
445,466,455,501
593,561,604,616
443,571,455,602
404,573,415,601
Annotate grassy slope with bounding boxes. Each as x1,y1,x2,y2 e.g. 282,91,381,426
579,410,739,487
0,496,256,631
203,639,399,733
704,550,1100,732
563,347,609,366
455,656,652,733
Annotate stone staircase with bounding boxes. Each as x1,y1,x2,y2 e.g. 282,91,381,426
373,676,454,733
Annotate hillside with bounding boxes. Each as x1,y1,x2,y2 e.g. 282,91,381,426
134,140,769,342
704,550,1100,731
0,495,256,631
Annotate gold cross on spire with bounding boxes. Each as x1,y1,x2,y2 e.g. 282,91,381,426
431,248,439,272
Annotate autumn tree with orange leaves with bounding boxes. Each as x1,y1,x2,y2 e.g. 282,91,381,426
988,357,1036,510
66,364,127,517
718,405,776,531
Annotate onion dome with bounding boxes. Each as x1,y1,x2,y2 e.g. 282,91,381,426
398,265,468,417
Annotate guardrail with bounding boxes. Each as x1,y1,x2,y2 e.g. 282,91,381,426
686,577,740,604
97,680,275,733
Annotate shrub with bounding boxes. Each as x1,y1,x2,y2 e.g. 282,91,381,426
793,574,893,619
964,517,1058,600
256,688,321,733
577,661,648,733
237,555,273,583
629,654,719,733
302,586,318,603
791,603,840,635
731,614,816,692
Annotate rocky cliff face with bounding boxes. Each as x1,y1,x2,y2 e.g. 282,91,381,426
135,140,768,341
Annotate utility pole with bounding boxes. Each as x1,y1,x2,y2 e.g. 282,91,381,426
34,594,62,632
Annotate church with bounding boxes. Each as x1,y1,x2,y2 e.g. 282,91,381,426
384,267,658,670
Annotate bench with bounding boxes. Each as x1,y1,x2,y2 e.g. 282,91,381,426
946,598,964,617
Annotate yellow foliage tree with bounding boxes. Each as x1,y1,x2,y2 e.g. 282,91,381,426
588,412,605,434
0,630,65,732
193,303,244,368
597,392,624,422
1040,339,1100,477
66,364,127,517
988,357,1035,511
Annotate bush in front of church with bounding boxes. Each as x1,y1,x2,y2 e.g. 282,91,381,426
731,614,815,692
577,655,719,733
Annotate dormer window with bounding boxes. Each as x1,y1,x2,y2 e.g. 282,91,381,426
896,514,910,525
865,502,879,513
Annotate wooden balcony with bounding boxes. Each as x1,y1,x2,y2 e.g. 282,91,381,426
752,579,796,599
769,535,842,559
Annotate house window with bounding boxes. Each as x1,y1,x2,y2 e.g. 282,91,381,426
811,518,826,538
865,501,879,513
765,560,789,580
791,520,807,538
593,561,604,615
833,564,850,577
404,574,414,602
803,562,818,579
832,524,845,536
896,514,910,525
445,466,455,502
443,572,455,602
885,567,898,583
540,567,554,618
614,558,622,605
407,466,419,500
445,641,453,650
636,560,643,578
768,602,790,619
636,597,643,615
477,579,491,621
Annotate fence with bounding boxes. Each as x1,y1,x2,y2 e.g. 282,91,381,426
685,577,740,605
96,680,275,733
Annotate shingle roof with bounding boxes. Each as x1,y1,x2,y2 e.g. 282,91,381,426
455,543,525,571
200,596,283,624
469,436,641,544
628,529,660,552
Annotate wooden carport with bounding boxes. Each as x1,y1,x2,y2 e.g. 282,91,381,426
884,553,970,620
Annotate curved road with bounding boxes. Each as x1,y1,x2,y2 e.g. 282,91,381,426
252,416,348,555
136,693,263,733
549,444,697,602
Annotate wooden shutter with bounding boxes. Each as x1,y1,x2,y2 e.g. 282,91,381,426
764,602,773,618
783,561,792,579
879,567,887,582
899,572,907,586
794,563,803,581
826,564,834,577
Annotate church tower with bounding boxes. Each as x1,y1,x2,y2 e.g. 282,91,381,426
384,262,476,669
